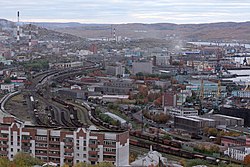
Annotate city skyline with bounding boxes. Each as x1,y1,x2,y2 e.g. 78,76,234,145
1,0,250,24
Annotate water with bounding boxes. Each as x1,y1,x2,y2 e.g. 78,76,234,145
189,42,250,49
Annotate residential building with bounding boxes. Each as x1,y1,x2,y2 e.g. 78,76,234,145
224,147,250,161
0,119,129,167
162,91,177,108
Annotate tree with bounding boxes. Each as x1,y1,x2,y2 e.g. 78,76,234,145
0,157,11,167
244,154,250,166
154,96,162,106
207,128,218,136
4,77,11,84
186,159,208,167
73,162,114,167
129,153,138,163
13,152,42,167
62,164,70,167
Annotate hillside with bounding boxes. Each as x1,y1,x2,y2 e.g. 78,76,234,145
33,22,250,42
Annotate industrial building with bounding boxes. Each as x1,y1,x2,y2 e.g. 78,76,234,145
186,80,227,98
165,107,198,117
0,118,129,167
174,114,244,134
132,61,153,74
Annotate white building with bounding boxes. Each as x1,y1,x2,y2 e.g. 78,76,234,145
224,147,250,161
165,107,198,117
49,61,83,69
130,147,168,167
1,84,15,92
0,120,129,167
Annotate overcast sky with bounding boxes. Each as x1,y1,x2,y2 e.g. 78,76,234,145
1,0,250,24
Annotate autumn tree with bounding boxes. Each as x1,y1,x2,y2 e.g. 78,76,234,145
154,96,162,106
244,154,250,166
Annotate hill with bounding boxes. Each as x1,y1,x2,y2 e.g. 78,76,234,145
33,22,250,42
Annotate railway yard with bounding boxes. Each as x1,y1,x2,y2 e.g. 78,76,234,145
1,63,240,166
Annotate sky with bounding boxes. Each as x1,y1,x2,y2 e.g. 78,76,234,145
1,0,250,24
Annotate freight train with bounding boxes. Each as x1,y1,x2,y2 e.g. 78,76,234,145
130,139,229,165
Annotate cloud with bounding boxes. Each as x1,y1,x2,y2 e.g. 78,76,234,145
0,0,249,24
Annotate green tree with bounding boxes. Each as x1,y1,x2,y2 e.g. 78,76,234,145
0,157,11,167
13,152,42,167
73,162,115,167
4,77,11,84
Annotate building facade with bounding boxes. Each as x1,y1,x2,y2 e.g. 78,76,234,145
0,119,129,167
224,147,250,161
132,61,153,74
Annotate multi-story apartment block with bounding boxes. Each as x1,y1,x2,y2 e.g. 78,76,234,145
0,118,129,167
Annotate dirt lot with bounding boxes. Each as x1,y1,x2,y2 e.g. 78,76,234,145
5,94,31,121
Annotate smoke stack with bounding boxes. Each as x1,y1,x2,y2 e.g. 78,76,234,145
28,24,32,48
17,11,20,42
110,25,113,41
113,28,116,41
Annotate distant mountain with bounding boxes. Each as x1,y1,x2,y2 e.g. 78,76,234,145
1,19,250,42
0,19,15,28
32,22,108,29
0,19,84,42
36,21,250,42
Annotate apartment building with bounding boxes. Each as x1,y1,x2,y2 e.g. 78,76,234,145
0,118,129,167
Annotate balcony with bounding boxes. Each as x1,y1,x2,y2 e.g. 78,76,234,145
48,153,60,157
49,145,60,150
0,137,8,141
64,148,73,152
103,144,116,148
35,146,48,150
88,157,98,162
64,154,74,158
103,158,116,162
88,151,98,155
103,151,116,155
49,141,60,145
0,145,8,148
88,144,98,148
35,152,47,156
21,139,30,143
0,151,8,155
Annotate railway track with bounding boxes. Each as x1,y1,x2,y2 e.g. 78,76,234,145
66,102,93,126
